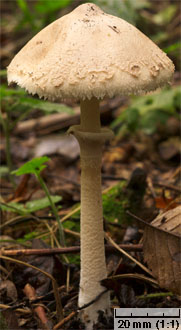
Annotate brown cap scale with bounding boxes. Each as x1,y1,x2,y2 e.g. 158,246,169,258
7,3,175,329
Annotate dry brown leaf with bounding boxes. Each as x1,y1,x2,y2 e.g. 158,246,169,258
155,196,179,210
34,134,80,162
0,280,18,302
158,137,181,160
143,206,181,294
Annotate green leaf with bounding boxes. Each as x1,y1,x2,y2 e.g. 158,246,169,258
18,97,73,114
164,42,181,54
26,196,62,213
0,196,62,215
16,0,29,13
16,0,36,30
35,0,72,13
1,85,73,114
111,86,181,136
125,107,140,132
17,231,40,242
12,156,50,176
141,110,169,134
0,70,7,77
0,202,27,215
0,85,26,98
132,87,181,116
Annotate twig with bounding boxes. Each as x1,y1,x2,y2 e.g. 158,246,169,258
64,228,80,237
0,255,63,321
24,283,53,330
105,233,153,276
53,311,77,330
105,273,158,286
153,181,181,193
0,213,42,229
0,304,31,314
147,177,157,198
137,292,173,299
1,244,143,257
102,175,126,181
60,205,80,224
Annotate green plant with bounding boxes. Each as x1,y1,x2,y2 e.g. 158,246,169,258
16,0,72,33
0,195,62,215
92,0,149,25
0,83,73,183
103,182,127,223
12,156,65,246
111,86,181,136
1,85,73,114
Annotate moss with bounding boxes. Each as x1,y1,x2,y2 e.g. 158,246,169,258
103,181,129,224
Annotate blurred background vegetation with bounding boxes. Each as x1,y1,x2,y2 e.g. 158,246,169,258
1,0,180,69
1,0,180,153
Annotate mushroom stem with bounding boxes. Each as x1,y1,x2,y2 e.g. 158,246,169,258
68,99,113,328
79,138,110,326
80,98,101,132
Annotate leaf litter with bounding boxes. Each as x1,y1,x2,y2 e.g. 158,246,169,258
1,124,181,329
143,206,181,295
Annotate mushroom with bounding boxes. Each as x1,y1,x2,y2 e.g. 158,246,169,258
7,3,174,328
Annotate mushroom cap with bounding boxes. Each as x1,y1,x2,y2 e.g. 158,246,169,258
7,3,174,100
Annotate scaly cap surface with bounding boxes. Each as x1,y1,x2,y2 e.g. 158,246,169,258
7,3,174,100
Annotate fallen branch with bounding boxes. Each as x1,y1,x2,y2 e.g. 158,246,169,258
14,98,122,136
0,244,143,257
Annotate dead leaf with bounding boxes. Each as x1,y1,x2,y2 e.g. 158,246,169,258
9,174,30,202
158,137,181,160
104,145,133,163
34,134,80,162
0,280,18,302
143,206,181,294
155,196,179,210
